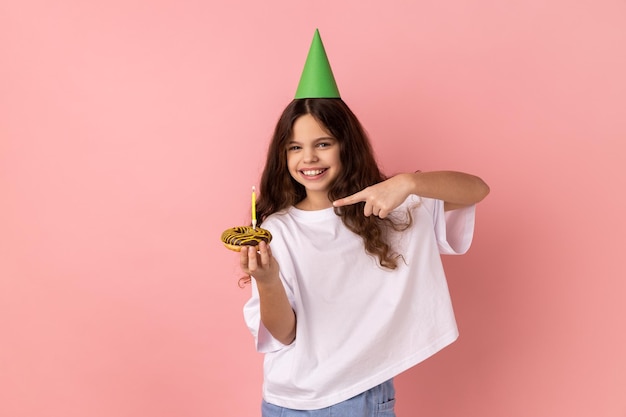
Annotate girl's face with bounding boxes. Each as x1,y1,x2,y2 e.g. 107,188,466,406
287,114,341,207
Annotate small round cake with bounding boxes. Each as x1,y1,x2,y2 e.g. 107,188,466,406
221,226,272,251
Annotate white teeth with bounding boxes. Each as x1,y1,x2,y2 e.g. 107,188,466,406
302,169,324,176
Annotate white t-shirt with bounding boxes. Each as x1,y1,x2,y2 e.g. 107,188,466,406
243,195,475,410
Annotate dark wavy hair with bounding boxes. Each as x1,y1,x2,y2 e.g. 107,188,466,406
256,98,410,269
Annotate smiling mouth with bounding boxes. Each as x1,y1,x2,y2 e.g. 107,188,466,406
301,169,327,177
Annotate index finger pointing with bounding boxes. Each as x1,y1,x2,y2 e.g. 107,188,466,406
332,190,366,208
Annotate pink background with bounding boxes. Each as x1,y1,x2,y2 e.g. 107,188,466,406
2,0,625,416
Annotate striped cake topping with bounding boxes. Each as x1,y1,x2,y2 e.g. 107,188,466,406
221,226,272,247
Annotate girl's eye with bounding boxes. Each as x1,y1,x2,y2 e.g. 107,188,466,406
317,142,331,148
287,145,301,151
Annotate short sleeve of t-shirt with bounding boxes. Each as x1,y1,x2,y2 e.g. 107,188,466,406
427,197,475,255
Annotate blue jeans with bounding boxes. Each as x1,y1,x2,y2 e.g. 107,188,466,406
261,379,396,417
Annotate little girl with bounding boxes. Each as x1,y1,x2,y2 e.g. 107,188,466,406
240,98,489,417
238,31,489,417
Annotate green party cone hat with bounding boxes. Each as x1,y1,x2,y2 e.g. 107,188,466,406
294,29,341,99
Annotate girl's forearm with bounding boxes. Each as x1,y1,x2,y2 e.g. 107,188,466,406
257,279,297,345
407,171,490,208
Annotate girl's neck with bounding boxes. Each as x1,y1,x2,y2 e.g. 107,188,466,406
295,194,333,211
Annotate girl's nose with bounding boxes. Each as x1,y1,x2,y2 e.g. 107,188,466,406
303,148,319,163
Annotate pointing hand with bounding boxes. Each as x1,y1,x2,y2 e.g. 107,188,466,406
332,174,413,218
